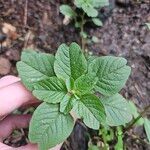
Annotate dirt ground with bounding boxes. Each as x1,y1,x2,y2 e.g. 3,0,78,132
0,0,150,149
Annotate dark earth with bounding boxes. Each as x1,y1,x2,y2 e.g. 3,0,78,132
0,0,150,149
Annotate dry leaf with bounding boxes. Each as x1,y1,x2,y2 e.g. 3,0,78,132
1,23,19,47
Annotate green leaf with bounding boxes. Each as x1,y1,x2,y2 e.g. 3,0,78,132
75,0,98,17
89,56,131,96
92,18,103,26
80,31,88,39
74,0,84,8
145,23,150,30
144,118,150,142
91,36,99,43
88,145,99,150
65,77,74,91
29,103,74,150
75,22,81,28
17,50,55,90
60,5,76,18
93,0,109,8
33,77,67,103
128,101,144,125
73,94,106,129
75,0,109,10
102,94,132,126
54,42,87,80
60,94,73,114
87,55,98,66
74,73,98,95
83,5,98,17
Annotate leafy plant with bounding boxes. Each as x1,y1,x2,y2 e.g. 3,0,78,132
128,101,150,143
17,42,132,150
60,0,109,50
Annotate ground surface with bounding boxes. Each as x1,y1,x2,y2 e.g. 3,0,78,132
0,0,149,149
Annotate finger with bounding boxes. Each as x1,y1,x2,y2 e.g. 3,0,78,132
0,81,36,117
0,115,31,140
0,114,38,150
0,142,13,150
0,75,20,89
0,114,62,150
0,142,37,150
16,144,38,150
49,143,62,150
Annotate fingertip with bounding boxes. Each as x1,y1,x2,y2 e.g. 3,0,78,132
0,81,34,117
0,75,20,88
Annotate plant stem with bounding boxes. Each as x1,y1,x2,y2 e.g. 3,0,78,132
80,13,86,52
125,104,150,132
101,127,108,150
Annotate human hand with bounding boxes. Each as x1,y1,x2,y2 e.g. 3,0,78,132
0,75,62,150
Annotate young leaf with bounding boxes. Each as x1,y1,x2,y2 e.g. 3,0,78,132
29,102,74,150
54,42,87,80
144,118,150,142
74,73,98,95
60,5,76,18
88,56,131,96
75,0,98,17
92,18,103,26
17,50,55,90
145,23,150,30
88,145,99,150
93,0,109,8
73,94,106,129
80,31,88,39
74,0,84,8
82,5,98,17
101,94,132,126
33,77,67,103
65,77,74,91
60,94,73,114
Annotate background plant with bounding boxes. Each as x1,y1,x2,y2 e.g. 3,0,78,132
60,0,109,50
17,42,134,150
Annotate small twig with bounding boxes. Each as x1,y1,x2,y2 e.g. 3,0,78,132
128,133,150,146
24,0,28,26
134,83,144,100
23,30,32,48
124,104,150,132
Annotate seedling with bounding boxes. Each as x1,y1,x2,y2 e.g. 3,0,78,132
17,42,132,150
60,0,109,49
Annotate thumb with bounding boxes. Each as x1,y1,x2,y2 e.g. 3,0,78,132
0,142,37,150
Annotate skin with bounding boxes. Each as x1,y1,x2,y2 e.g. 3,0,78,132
0,75,62,150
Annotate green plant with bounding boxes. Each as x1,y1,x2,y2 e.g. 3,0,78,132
17,42,132,150
60,0,109,50
127,102,150,142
